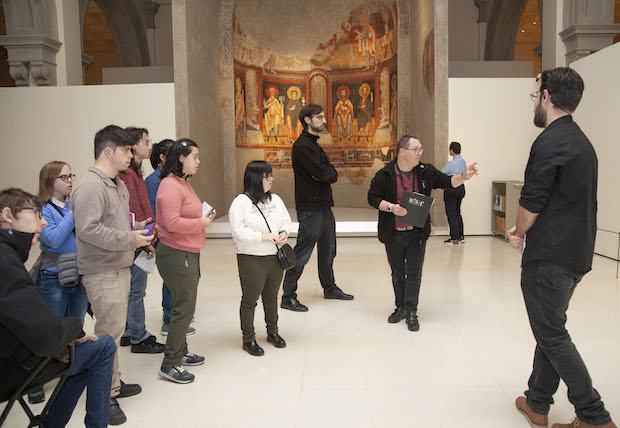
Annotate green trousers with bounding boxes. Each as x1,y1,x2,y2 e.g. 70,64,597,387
156,243,200,366
237,254,283,342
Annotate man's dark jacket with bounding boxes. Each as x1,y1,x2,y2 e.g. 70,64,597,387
0,228,83,400
292,130,338,211
368,160,453,243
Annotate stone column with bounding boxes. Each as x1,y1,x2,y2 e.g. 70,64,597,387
55,0,83,85
0,0,62,86
144,0,160,65
560,0,620,64
474,0,490,61
541,0,565,69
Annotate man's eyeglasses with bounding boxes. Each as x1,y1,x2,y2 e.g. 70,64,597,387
530,91,539,102
57,174,76,183
14,206,43,219
403,147,424,155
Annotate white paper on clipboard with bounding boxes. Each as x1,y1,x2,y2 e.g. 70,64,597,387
134,251,156,274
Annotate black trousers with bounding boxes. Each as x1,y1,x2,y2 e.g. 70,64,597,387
444,185,465,240
384,228,426,311
282,208,337,299
521,260,611,425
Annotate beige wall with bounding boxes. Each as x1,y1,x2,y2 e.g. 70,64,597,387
449,78,541,235
572,42,620,260
0,83,175,195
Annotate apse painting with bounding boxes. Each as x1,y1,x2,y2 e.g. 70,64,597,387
233,0,398,173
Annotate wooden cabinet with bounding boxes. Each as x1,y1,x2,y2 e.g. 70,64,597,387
492,180,523,240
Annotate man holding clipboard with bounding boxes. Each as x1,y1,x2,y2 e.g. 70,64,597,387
368,135,478,331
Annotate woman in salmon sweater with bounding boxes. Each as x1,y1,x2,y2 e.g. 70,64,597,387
155,139,215,384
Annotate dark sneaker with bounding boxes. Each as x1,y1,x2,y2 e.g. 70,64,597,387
182,352,205,366
281,297,309,312
406,310,420,332
117,380,142,398
27,387,45,404
161,323,196,336
120,336,130,347
444,238,459,244
131,335,165,354
266,333,286,348
159,365,195,384
515,396,548,427
324,286,354,300
387,307,407,324
109,397,127,425
242,341,265,356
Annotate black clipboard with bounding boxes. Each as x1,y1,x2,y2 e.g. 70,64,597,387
396,190,435,228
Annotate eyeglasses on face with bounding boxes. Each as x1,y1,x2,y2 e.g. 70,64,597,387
14,206,43,220
263,173,273,180
57,174,76,183
403,147,424,154
530,91,539,102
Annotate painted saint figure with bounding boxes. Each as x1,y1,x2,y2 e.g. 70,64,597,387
354,13,377,66
334,86,354,139
235,77,247,143
264,85,284,136
285,86,304,143
356,83,373,136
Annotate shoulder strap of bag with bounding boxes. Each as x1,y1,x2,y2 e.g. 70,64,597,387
48,200,76,234
245,194,279,249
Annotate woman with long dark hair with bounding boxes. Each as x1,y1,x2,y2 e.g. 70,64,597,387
228,161,291,356
155,139,214,383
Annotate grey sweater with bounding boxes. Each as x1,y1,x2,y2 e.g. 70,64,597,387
72,167,136,275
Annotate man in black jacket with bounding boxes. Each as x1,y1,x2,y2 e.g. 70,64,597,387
510,68,615,428
281,104,354,312
368,136,477,331
0,187,116,427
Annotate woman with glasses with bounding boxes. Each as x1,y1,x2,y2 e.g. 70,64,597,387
29,161,88,403
228,161,291,356
156,139,214,383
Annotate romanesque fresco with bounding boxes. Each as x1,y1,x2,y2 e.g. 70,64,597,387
233,0,398,175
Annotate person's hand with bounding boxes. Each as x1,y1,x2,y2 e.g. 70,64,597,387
275,232,288,246
392,204,408,216
136,217,153,230
135,230,155,248
508,226,524,252
463,163,479,180
74,333,98,343
262,232,277,243
144,245,156,260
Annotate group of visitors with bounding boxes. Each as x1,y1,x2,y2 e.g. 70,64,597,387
0,67,614,428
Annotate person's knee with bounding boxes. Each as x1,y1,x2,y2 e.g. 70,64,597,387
99,335,117,358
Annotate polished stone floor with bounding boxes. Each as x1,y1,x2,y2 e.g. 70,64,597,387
5,236,620,427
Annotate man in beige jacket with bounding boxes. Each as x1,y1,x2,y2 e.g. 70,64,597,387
72,125,154,425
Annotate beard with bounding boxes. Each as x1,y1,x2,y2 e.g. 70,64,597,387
309,123,324,134
533,102,546,128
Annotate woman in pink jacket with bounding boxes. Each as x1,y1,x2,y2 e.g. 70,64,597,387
155,139,215,384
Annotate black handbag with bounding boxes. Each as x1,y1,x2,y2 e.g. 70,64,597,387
248,196,296,270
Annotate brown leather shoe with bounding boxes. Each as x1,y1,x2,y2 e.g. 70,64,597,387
551,418,617,428
516,396,548,427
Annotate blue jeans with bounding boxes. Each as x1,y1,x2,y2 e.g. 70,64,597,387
162,283,172,325
282,208,337,299
38,270,89,323
44,335,115,428
384,228,426,311
124,264,151,344
522,261,612,425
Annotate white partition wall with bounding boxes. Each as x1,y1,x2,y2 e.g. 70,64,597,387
448,78,540,236
571,43,620,261
0,83,176,195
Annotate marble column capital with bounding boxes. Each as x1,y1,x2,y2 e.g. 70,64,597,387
0,34,62,85
560,23,620,64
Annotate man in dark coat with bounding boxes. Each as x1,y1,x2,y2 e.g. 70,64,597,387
0,187,116,427
368,135,478,331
